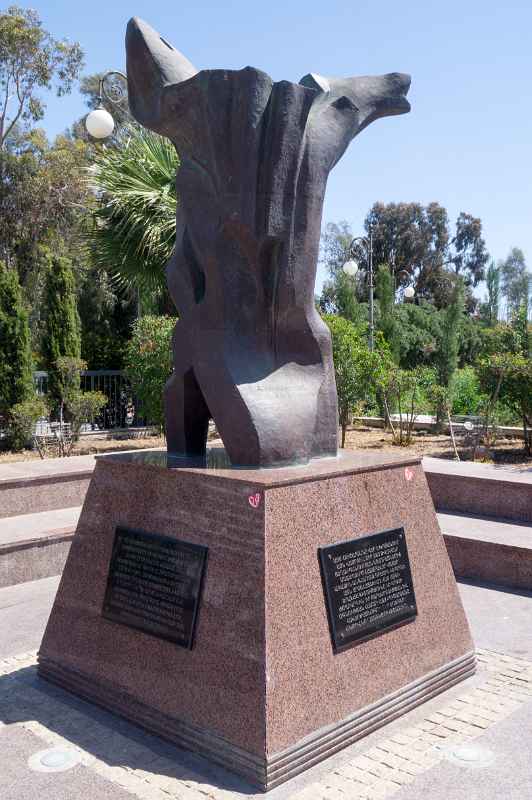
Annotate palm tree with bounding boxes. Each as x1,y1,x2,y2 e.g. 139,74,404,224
87,125,178,309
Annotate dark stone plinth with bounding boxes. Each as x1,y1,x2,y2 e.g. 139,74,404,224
38,450,474,790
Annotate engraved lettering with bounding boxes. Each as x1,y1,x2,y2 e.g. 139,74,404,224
319,528,417,651
102,527,208,649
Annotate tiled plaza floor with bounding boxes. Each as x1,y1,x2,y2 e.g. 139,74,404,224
1,576,532,800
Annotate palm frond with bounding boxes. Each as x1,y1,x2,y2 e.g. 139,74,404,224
86,125,179,297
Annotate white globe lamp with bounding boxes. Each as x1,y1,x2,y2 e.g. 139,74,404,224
343,259,359,277
404,285,415,301
85,106,115,139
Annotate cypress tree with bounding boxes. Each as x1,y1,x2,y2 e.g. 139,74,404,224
485,261,500,326
433,279,465,428
376,264,400,363
436,279,465,389
0,262,33,419
42,254,81,408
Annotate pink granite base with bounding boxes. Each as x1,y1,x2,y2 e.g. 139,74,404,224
444,534,532,592
426,470,532,523
0,531,73,588
0,474,91,518
38,449,475,789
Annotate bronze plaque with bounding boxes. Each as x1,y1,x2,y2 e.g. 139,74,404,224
102,526,208,649
318,527,417,652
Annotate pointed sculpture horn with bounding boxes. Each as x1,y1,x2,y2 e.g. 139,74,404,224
126,17,198,132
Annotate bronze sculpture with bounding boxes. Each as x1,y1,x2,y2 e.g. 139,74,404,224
126,18,410,466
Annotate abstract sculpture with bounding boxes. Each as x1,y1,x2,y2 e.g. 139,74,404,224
126,18,410,466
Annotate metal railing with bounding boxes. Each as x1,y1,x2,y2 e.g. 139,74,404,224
33,370,146,430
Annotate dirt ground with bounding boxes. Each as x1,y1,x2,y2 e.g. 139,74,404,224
344,425,532,469
1,425,530,469
0,434,167,464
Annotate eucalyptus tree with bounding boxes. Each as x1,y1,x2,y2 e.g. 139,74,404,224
500,247,529,318
363,202,488,309
0,5,83,148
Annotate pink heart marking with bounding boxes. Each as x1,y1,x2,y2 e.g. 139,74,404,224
248,493,261,508
404,467,414,482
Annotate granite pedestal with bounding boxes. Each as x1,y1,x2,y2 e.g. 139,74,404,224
38,449,475,790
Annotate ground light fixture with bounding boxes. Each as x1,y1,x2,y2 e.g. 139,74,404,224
85,71,128,139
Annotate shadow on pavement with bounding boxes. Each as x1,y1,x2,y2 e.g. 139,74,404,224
458,576,532,599
0,663,258,797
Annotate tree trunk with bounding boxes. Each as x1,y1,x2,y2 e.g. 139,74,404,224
434,402,445,434
447,406,460,461
523,412,532,457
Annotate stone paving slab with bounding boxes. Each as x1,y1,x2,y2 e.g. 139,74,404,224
458,580,532,660
0,576,60,658
0,508,81,546
1,648,532,800
0,448,163,485
0,455,97,484
423,456,532,482
438,512,532,547
2,576,532,799
1,724,134,800
390,701,532,800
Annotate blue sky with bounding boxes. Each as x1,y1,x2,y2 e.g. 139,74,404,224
32,0,532,293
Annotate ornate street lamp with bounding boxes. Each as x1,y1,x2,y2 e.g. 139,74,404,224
395,268,415,301
85,71,128,139
342,237,415,350
342,259,359,278
342,226,375,349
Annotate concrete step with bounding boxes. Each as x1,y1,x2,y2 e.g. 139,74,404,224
0,454,95,519
0,506,81,588
425,456,532,523
438,511,532,591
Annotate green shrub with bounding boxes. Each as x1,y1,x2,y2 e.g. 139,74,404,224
450,367,484,416
124,315,176,432
66,390,107,440
412,366,438,414
380,367,428,445
323,315,392,446
8,396,49,452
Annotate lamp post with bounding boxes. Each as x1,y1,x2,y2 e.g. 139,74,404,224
85,71,128,139
394,268,415,302
343,235,416,350
84,71,142,317
342,226,375,349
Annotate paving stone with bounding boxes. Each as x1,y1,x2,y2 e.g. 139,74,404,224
3,634,532,800
336,764,378,786
365,778,399,798
351,755,384,775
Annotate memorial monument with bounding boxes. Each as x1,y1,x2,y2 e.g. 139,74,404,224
38,17,475,791
126,16,411,467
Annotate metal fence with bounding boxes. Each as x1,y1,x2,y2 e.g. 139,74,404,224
33,370,146,430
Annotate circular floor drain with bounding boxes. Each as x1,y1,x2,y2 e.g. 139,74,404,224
446,743,496,769
28,747,82,773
